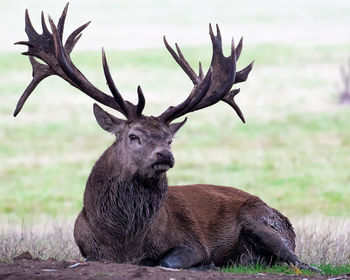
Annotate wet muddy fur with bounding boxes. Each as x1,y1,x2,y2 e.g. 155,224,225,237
74,180,310,270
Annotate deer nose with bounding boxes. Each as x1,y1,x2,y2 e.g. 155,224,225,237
155,150,175,167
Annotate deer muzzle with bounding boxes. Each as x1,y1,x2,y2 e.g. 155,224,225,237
152,149,175,173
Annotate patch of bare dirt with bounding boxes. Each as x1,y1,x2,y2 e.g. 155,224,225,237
0,258,348,280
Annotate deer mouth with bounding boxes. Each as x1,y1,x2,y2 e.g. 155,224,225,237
152,161,173,173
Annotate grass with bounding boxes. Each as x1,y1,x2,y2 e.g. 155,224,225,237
1,0,350,271
0,218,80,262
295,218,350,267
0,217,349,271
224,263,350,276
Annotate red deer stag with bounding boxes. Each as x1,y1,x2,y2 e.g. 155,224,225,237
15,4,317,271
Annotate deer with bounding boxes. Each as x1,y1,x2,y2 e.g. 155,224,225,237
14,4,319,271
339,59,350,105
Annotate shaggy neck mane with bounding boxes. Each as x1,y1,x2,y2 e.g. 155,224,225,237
85,167,168,244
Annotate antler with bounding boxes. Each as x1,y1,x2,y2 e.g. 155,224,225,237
157,24,253,123
14,3,144,120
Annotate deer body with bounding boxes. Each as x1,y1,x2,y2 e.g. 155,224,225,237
73,115,297,268
76,179,297,267
74,161,295,267
15,4,318,270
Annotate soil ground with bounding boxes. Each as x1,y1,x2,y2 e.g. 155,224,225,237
0,258,349,280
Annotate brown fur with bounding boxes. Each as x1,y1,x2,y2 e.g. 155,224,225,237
73,115,301,269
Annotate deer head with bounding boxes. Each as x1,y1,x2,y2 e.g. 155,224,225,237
93,105,186,179
14,4,253,180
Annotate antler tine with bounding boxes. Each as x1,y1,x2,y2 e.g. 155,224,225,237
235,61,254,84
102,49,147,118
24,9,39,38
57,3,69,40
157,24,253,124
101,48,129,117
233,37,254,84
65,21,91,54
198,62,204,80
215,23,222,41
219,37,247,123
163,36,200,85
13,56,53,116
209,23,223,56
136,86,145,115
41,12,50,35
222,89,245,123
235,37,243,61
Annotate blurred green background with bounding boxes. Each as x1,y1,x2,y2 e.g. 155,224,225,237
1,0,349,222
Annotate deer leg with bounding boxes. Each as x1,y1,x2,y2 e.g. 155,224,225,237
158,246,206,269
74,210,100,261
244,223,298,263
139,258,158,266
242,223,320,272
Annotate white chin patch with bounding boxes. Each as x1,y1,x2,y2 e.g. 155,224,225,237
153,164,171,172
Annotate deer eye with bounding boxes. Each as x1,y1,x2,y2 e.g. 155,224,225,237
129,134,141,145
167,139,173,145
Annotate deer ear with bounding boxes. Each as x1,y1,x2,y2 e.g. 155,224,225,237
169,117,187,135
93,103,125,134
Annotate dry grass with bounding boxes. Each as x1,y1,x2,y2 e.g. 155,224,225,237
295,217,350,266
1,218,349,266
0,218,80,262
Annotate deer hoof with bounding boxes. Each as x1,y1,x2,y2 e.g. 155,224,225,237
297,262,322,273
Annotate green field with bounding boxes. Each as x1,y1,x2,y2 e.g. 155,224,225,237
0,0,349,267
223,263,350,276
1,46,349,219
